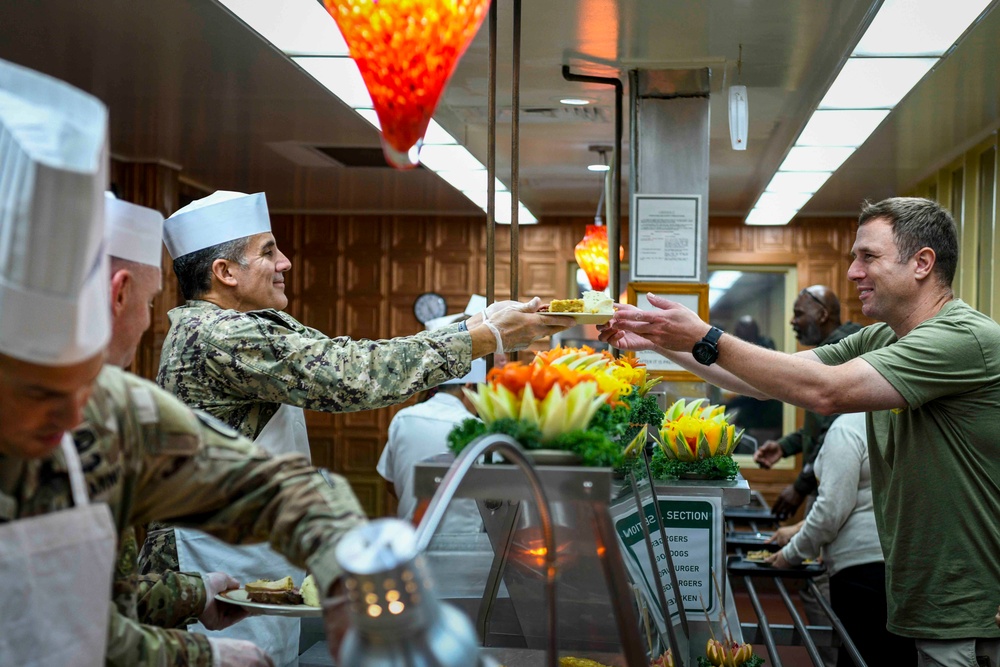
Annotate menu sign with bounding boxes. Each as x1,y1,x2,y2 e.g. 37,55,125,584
631,194,700,281
611,496,723,632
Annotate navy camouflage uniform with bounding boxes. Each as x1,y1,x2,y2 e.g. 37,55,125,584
142,299,473,577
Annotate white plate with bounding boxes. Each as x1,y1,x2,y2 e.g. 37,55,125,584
545,312,612,325
216,589,322,617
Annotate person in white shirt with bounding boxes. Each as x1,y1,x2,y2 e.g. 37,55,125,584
377,358,486,534
767,412,915,667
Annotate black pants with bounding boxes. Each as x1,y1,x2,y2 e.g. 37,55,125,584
831,561,916,667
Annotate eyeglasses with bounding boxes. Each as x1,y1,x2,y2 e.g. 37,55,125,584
799,289,827,312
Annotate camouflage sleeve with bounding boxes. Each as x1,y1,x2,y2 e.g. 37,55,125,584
105,608,213,667
135,571,206,629
114,526,205,629
121,372,366,598
203,313,473,414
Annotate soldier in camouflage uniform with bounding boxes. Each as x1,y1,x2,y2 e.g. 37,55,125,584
0,65,357,667
3,363,366,666
103,194,254,666
144,190,568,663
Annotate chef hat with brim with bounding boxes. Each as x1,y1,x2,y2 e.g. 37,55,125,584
106,192,164,267
0,58,110,366
442,358,486,385
163,190,271,259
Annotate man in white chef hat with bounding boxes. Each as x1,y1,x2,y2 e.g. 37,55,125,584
0,59,378,667
147,190,568,663
104,192,165,368
0,56,118,667
104,193,262,663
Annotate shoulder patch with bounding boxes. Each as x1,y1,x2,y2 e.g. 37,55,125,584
193,410,241,440
128,386,160,425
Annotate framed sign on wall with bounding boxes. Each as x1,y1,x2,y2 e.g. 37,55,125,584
624,282,709,381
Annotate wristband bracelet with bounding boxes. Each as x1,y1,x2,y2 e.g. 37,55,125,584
458,319,468,333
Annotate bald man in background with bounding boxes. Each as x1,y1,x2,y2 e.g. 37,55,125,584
754,285,861,519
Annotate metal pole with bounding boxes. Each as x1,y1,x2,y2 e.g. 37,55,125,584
742,576,784,667
560,66,623,305
775,578,824,667
510,0,520,303
806,578,868,667
486,0,497,347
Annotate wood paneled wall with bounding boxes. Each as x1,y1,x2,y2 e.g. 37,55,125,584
114,156,869,519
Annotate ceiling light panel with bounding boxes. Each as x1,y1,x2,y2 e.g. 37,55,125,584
293,56,372,108
765,171,833,194
852,0,993,57
217,0,350,56
778,146,856,172
819,58,937,109
796,109,891,147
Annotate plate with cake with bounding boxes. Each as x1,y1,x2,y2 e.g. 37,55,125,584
544,290,615,324
217,575,322,617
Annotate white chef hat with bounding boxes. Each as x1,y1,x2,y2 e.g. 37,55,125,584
163,190,271,259
0,58,110,366
442,358,486,385
106,192,164,267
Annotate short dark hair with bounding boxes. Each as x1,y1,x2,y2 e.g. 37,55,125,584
858,197,958,287
172,236,251,301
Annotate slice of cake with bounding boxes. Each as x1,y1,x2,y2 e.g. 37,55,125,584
548,298,584,313
300,574,321,607
582,290,613,314
245,576,304,605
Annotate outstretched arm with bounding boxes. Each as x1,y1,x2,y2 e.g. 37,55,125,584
604,294,905,414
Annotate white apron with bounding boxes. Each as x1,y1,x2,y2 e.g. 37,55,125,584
176,405,310,667
0,435,117,667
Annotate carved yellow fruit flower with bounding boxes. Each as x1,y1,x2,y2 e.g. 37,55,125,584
706,639,755,667
657,398,742,462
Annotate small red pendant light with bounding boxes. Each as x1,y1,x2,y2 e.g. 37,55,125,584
575,224,623,292
322,0,491,169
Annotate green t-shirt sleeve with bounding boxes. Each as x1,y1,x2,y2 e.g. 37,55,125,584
859,320,988,409
812,327,868,366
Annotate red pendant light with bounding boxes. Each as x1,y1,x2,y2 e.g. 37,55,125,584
322,0,490,169
574,224,623,292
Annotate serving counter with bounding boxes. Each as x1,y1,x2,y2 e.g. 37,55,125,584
407,453,752,666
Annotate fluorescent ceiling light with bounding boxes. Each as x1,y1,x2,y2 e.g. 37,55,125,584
353,108,380,129
853,0,992,57
755,191,813,212
587,164,610,172
418,145,485,173
422,120,459,145
293,56,372,108
765,171,833,194
747,0,988,227
559,98,590,105
819,58,937,109
778,146,855,172
796,109,890,147
216,0,350,56
461,190,537,224
435,169,507,193
745,207,797,226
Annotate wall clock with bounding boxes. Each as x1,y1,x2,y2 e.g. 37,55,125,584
413,291,448,324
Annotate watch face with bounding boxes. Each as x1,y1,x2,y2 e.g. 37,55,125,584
413,292,448,323
692,341,718,366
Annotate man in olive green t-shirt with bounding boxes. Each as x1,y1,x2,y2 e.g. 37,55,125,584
601,197,1000,666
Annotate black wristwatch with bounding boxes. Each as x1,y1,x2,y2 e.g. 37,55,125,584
692,326,724,366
